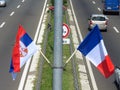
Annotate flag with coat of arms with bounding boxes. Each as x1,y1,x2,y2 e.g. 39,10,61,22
9,25,38,80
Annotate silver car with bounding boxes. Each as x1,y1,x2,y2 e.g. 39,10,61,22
88,14,108,31
0,0,6,7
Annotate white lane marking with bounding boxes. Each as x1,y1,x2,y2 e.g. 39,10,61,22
10,11,15,16
98,7,101,11
22,0,25,2
18,0,48,90
113,27,119,33
92,1,96,4
0,22,5,28
70,0,98,90
17,5,21,8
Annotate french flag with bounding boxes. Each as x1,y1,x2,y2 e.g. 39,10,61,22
77,25,114,78
9,25,38,80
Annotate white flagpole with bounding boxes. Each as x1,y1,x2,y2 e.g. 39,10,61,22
64,49,77,67
39,50,52,67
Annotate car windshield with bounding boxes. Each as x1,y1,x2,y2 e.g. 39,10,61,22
92,16,106,21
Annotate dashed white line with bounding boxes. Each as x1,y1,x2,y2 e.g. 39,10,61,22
10,11,15,16
0,22,5,28
97,7,101,11
113,26,119,33
17,5,21,8
22,0,25,2
92,1,96,4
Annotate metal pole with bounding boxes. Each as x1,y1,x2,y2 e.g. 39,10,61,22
63,49,77,67
53,0,63,90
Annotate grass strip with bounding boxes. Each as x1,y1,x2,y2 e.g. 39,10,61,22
40,2,75,90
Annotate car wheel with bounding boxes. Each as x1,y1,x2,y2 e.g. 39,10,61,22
114,79,117,85
88,27,91,31
103,10,105,14
4,4,6,7
118,84,120,90
105,29,107,32
114,79,120,89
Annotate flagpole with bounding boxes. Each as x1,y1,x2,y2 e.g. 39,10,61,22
64,49,77,67
39,50,52,67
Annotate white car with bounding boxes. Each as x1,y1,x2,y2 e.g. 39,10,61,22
0,0,6,7
88,14,108,31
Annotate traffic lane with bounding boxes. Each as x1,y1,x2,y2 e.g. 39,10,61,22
91,64,117,90
0,0,44,89
102,26,120,66
91,24,120,90
86,0,120,34
16,0,45,36
0,0,24,89
88,0,120,34
94,30,120,90
82,20,120,90
107,15,120,33
0,35,20,90
0,0,23,19
71,0,120,90
89,0,120,64
92,0,120,63
92,14,120,90
71,0,102,39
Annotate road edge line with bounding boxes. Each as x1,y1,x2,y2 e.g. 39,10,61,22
18,0,48,90
69,0,98,90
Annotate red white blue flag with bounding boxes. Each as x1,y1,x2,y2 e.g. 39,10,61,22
9,25,38,80
77,25,114,78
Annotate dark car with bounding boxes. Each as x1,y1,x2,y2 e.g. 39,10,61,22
114,66,120,89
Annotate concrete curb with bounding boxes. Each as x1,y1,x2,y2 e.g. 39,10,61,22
67,0,91,89
23,1,92,90
24,5,49,90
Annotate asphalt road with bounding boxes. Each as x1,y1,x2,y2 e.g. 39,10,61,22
71,0,120,90
0,0,45,90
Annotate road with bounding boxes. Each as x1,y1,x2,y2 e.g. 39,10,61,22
0,0,120,90
71,0,120,90
0,0,45,90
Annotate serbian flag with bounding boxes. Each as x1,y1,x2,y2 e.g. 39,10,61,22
9,25,38,80
77,25,114,78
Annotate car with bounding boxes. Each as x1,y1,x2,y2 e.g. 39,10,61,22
88,14,108,31
114,66,120,89
0,0,6,7
103,0,119,15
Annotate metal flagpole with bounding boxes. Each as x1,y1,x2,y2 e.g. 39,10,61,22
63,49,77,67
39,50,52,67
53,0,63,90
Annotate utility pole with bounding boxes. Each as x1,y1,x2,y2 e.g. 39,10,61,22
53,0,63,90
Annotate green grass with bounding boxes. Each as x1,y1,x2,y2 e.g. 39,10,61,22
39,0,75,90
40,32,74,90
40,14,74,90
63,45,74,90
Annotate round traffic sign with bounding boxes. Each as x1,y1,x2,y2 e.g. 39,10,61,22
62,23,70,38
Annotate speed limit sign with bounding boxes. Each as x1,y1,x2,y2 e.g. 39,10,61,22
62,23,70,38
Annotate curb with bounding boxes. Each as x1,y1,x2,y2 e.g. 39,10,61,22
23,1,92,90
23,6,49,90
68,0,91,90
